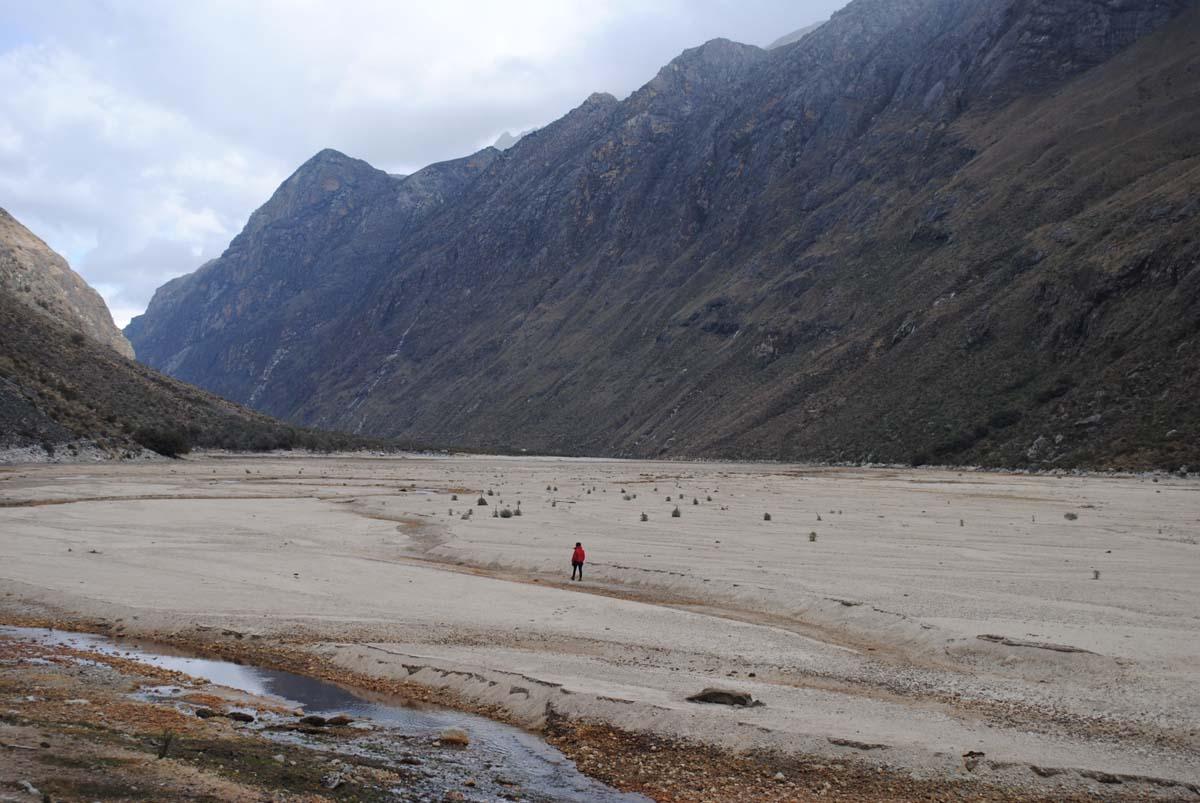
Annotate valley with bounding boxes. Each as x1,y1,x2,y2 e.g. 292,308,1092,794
2,454,1196,800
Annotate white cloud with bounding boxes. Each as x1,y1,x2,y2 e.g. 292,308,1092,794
0,0,844,324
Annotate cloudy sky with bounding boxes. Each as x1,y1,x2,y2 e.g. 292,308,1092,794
0,0,843,327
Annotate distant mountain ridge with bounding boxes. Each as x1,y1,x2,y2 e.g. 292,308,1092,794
0,210,389,456
127,0,1200,470
766,20,824,50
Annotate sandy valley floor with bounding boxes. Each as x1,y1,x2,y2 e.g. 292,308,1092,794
1,453,1197,799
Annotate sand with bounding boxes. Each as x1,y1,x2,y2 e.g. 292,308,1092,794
1,453,1197,797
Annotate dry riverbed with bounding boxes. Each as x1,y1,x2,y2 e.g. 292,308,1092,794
1,453,1197,801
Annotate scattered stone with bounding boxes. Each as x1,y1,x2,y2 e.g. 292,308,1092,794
299,715,328,727
438,727,470,746
272,753,286,764
226,711,255,723
18,780,40,796
326,714,354,726
686,688,762,707
194,708,219,719
773,771,785,781
962,751,986,772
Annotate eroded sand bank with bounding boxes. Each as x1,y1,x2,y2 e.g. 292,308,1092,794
1,454,1197,798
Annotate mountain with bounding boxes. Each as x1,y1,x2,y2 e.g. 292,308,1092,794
493,129,537,150
0,211,388,457
0,208,133,358
766,21,824,50
127,0,1200,471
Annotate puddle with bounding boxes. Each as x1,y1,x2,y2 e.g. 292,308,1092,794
2,626,648,803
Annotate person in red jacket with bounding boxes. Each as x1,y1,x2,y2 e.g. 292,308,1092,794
571,542,586,581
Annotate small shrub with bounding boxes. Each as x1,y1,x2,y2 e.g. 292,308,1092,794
487,489,494,496
640,512,648,522
492,509,499,518
500,508,514,518
763,512,772,521
808,532,817,542
451,494,458,501
157,730,174,760
1092,569,1100,580
477,496,488,506
706,495,712,502
1064,512,1079,521
671,506,681,518
692,497,699,505
514,508,522,516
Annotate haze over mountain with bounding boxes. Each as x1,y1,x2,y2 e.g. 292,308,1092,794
127,0,1200,471
766,21,825,50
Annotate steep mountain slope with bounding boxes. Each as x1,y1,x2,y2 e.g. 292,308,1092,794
127,0,1200,470
0,208,133,358
0,215,388,457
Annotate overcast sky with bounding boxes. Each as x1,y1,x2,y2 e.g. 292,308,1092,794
0,0,844,327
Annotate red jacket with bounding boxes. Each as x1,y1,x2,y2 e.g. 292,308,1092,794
572,546,586,563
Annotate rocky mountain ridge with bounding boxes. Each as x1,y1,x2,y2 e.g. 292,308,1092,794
0,208,133,358
126,0,1200,470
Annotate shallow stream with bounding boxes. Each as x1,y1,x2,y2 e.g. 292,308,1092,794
1,625,649,802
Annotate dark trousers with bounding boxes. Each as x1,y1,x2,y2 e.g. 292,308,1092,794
571,561,583,580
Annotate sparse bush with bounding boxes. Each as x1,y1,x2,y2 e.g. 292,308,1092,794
1092,569,1100,580
706,495,712,502
1064,512,1078,521
640,512,648,522
487,489,494,496
514,507,522,516
477,496,488,506
500,508,514,518
692,497,699,505
69,331,86,346
451,494,458,501
763,512,771,521
808,532,817,542
492,509,499,518
671,506,681,518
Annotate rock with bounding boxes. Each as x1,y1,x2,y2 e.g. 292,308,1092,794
18,780,40,796
1074,414,1102,427
225,711,255,723
773,771,785,781
685,687,762,707
272,753,286,764
962,750,985,772
326,714,354,726
299,715,328,727
443,792,466,802
438,727,470,746
195,708,219,719
321,772,345,790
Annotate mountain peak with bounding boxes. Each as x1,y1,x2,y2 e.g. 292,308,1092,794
643,38,766,105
